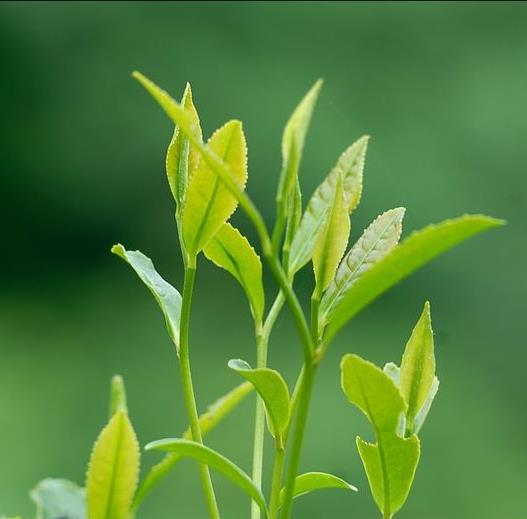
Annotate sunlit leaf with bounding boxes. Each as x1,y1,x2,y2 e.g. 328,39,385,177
30,479,86,519
145,439,268,516
182,120,248,257
326,215,504,342
111,244,182,353
278,472,357,509
204,223,265,324
86,411,140,519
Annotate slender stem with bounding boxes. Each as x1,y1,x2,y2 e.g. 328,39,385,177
179,260,221,519
310,292,320,343
268,442,286,519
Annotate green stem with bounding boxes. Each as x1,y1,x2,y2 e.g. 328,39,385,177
179,260,221,519
310,293,320,343
268,442,286,519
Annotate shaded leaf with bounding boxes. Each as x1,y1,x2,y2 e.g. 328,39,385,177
283,177,303,264
30,479,86,519
145,439,268,516
204,223,265,324
111,244,182,353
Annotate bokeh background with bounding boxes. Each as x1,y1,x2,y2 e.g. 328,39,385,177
1,2,525,518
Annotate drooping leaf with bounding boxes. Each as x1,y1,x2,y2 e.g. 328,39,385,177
145,439,268,517
278,472,357,509
86,411,140,519
399,302,436,435
312,174,350,295
204,223,265,324
288,136,369,275
30,479,86,519
165,83,202,210
109,375,127,418
228,359,290,440
132,382,253,512
326,215,504,342
111,244,182,353
320,207,405,327
182,120,248,257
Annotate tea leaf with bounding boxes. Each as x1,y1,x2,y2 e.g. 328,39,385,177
30,479,86,519
326,215,504,341
413,376,439,434
228,359,290,440
204,223,264,324
312,174,350,295
288,136,369,275
111,244,182,353
283,177,303,263
86,411,140,519
145,439,268,516
320,207,405,326
166,83,202,210
182,120,248,257
399,302,436,435
109,375,127,418
278,472,357,508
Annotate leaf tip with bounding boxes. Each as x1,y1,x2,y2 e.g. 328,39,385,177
111,243,125,258
228,358,251,372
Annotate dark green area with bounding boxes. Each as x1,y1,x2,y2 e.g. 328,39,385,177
0,2,524,517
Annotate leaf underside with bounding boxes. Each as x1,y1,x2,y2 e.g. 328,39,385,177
30,479,86,519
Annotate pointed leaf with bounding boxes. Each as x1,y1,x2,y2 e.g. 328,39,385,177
204,223,265,324
413,376,439,434
312,174,350,294
182,120,248,256
86,411,140,519
30,479,86,519
278,472,357,508
320,208,405,326
109,375,127,418
326,215,504,342
228,359,290,439
145,439,268,516
288,136,369,275
283,177,302,263
111,244,182,353
166,83,202,209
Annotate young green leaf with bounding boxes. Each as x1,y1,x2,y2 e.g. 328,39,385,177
413,376,439,434
399,302,436,436
132,382,253,512
278,472,357,509
166,83,202,210
325,214,504,342
109,375,127,418
283,177,302,263
30,479,86,519
320,207,405,326
204,223,265,324
111,244,182,353
86,411,140,519
145,439,268,517
182,120,248,257
287,136,369,275
228,359,290,440
312,174,350,295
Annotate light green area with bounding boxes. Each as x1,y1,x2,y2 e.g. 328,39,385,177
30,479,86,519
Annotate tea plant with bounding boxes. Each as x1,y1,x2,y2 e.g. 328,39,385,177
6,74,503,519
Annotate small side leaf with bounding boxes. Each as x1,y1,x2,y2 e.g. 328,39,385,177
228,359,290,440
30,479,86,519
326,215,504,342
111,244,182,353
204,223,265,324
145,439,268,517
283,177,303,263
278,472,357,509
86,411,140,519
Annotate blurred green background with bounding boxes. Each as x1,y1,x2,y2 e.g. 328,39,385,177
0,2,525,518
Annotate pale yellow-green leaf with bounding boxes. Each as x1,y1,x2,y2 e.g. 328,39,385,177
86,411,140,519
31,479,86,519
109,375,127,418
182,120,248,257
204,223,264,324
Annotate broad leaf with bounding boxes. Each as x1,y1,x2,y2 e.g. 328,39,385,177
30,479,86,519
288,136,369,275
399,302,436,435
278,472,357,508
182,120,248,257
145,439,268,516
312,174,350,295
86,411,140,519
109,375,127,418
165,83,202,210
326,215,504,342
111,244,182,353
204,223,265,324
132,382,253,512
228,359,290,440
320,207,405,326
